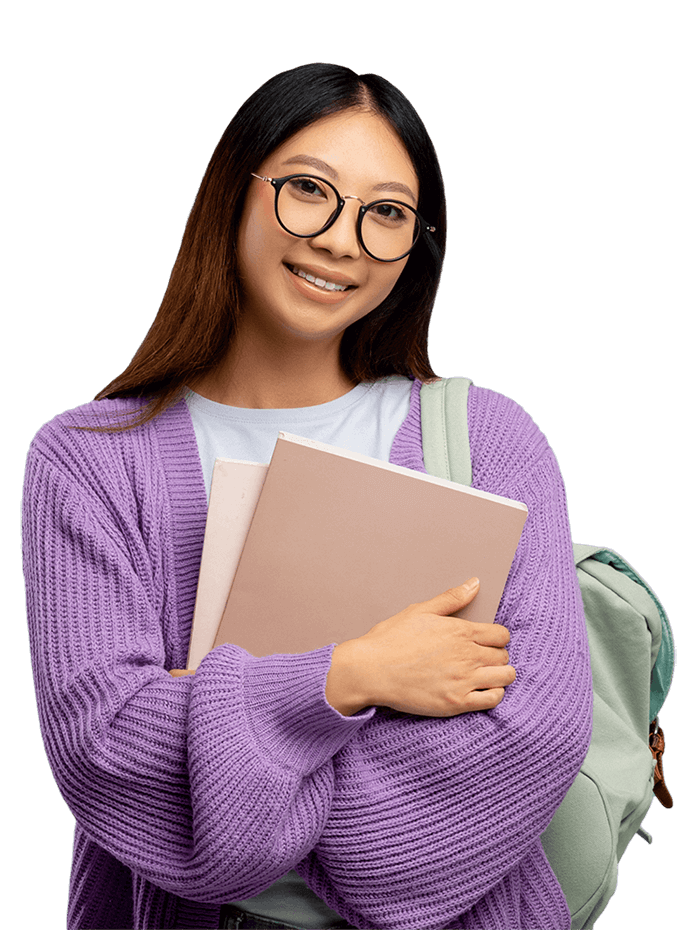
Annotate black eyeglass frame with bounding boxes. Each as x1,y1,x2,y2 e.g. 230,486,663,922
251,172,436,263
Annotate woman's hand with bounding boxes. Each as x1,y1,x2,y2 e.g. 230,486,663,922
325,578,515,717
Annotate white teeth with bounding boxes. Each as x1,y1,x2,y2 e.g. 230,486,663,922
292,266,349,292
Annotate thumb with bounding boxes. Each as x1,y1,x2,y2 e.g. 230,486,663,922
423,578,480,616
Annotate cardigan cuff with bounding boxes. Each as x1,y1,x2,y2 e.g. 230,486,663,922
242,644,375,774
200,643,375,776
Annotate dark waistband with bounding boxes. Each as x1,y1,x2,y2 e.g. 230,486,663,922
219,903,357,929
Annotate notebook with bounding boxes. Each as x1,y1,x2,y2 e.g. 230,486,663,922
198,432,528,660
186,459,268,670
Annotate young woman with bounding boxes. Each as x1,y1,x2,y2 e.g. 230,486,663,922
22,63,592,930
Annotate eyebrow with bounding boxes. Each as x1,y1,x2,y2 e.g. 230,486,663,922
281,155,418,206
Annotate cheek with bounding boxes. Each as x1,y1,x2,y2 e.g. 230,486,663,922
237,190,286,273
369,261,408,306
346,262,408,331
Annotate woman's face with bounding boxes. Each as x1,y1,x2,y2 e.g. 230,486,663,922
236,108,419,347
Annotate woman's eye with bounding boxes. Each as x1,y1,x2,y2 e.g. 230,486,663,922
289,177,326,199
369,203,409,224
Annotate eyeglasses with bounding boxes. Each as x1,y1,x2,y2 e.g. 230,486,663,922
251,172,435,263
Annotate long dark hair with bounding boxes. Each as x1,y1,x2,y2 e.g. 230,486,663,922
94,63,446,428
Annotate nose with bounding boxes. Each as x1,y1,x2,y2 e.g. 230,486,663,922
309,198,363,260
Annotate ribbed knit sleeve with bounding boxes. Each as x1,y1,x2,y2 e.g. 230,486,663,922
22,399,374,926
295,383,593,930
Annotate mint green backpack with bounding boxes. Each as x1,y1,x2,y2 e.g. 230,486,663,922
420,377,675,930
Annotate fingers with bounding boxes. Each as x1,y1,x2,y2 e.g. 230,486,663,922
479,644,511,667
463,688,507,712
421,583,510,645
469,622,511,647
419,586,511,652
422,578,480,616
472,663,516,691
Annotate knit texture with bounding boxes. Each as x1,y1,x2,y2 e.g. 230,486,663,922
22,379,592,930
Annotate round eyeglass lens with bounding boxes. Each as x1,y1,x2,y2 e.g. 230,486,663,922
360,202,420,261
276,175,421,261
276,176,340,238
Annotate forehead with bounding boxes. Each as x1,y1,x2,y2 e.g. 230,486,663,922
265,109,419,197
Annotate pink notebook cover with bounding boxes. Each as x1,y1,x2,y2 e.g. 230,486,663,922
210,433,528,658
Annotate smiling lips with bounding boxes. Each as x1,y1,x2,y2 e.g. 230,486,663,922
292,264,350,291
286,263,357,301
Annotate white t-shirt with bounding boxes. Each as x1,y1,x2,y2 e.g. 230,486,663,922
186,375,413,500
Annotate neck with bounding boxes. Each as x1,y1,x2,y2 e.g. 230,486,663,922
190,329,357,409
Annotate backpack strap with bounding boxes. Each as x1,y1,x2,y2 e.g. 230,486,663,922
420,377,473,486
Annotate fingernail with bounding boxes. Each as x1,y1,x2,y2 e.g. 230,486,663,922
463,577,480,591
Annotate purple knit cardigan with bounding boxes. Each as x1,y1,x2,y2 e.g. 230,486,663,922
22,379,592,930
